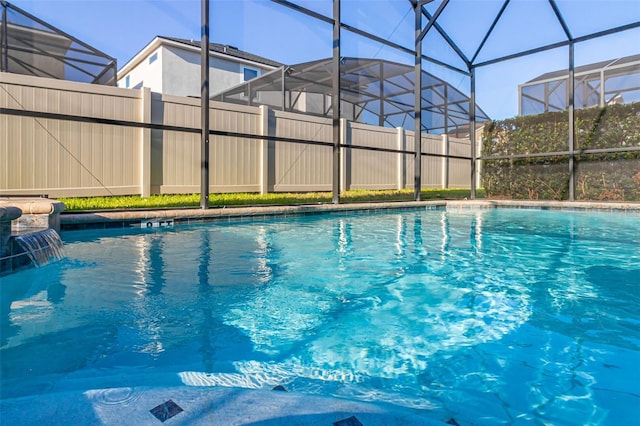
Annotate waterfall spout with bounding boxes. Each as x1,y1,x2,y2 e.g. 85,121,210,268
14,229,65,267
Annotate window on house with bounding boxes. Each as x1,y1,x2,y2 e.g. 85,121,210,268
125,75,130,88
149,53,158,64
243,68,258,81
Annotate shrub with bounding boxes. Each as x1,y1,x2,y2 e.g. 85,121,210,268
481,103,640,201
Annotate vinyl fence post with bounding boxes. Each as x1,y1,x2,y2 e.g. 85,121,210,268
260,105,269,194
397,127,405,190
140,87,152,197
441,133,449,189
340,118,349,192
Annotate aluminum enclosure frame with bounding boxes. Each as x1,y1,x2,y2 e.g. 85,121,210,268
0,0,117,85
269,0,640,202
213,57,491,135
2,1,638,203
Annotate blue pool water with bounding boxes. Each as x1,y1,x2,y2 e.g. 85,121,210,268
1,207,639,425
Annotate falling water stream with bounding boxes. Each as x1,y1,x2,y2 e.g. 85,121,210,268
13,228,65,267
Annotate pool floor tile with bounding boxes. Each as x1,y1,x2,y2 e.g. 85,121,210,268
334,415,364,426
149,399,183,422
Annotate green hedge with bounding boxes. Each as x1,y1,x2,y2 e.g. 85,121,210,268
481,103,640,201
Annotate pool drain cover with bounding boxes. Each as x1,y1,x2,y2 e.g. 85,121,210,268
150,400,183,422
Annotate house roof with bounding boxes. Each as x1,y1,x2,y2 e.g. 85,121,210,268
117,36,282,80
160,37,283,68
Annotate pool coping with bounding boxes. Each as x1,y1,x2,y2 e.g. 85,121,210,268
60,199,640,231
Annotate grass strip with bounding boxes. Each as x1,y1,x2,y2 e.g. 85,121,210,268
60,188,484,211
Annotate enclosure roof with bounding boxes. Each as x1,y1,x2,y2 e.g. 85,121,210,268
0,1,116,85
406,0,640,70
275,1,639,74
525,53,640,84
215,56,490,132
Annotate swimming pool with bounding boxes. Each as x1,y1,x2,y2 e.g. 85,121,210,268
1,207,639,424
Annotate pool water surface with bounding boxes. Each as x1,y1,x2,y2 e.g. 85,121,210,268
1,207,639,425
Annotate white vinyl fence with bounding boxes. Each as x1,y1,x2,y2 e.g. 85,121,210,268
1,72,476,197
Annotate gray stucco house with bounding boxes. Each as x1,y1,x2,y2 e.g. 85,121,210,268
116,36,281,97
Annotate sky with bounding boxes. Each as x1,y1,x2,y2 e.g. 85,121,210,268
8,0,640,119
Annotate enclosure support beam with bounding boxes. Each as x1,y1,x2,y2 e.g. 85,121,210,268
91,60,118,85
599,69,605,107
568,42,576,201
550,0,577,201
1,1,8,72
419,1,471,68
444,84,449,135
281,67,286,111
471,0,510,64
414,1,423,201
200,0,210,209
379,61,385,127
332,0,341,204
470,67,477,200
417,0,449,43
474,21,640,70
273,0,470,77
